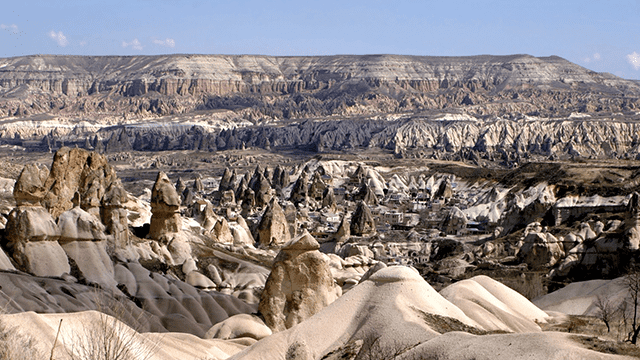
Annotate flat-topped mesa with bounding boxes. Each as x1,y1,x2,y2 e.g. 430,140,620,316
1,54,637,99
149,171,182,241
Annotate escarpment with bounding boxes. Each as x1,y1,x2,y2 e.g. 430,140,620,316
1,54,639,120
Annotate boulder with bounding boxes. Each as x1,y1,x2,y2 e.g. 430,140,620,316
19,241,70,277
186,271,216,290
258,232,341,332
149,172,182,241
257,198,291,248
338,243,374,259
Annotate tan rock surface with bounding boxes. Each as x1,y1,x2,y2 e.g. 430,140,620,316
61,240,117,290
205,314,272,341
21,241,70,277
13,163,48,206
58,207,107,241
257,198,291,248
149,171,182,240
258,232,340,332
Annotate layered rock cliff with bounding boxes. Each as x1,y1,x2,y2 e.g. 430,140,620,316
1,54,639,119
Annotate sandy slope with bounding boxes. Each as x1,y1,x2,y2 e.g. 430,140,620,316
2,268,633,360
401,331,634,360
0,311,249,360
533,278,628,316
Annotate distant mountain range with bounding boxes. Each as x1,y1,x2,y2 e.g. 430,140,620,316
1,54,639,119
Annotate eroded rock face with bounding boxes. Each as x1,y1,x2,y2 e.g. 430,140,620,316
290,171,309,206
42,147,119,219
350,202,376,236
101,181,130,247
218,168,235,192
259,232,340,332
13,164,48,206
443,206,467,235
58,207,107,242
6,206,60,244
354,182,378,206
149,172,182,241
517,232,565,269
4,206,68,277
257,198,291,248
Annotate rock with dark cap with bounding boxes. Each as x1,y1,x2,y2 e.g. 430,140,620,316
149,171,182,240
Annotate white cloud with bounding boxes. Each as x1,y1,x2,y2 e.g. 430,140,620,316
1,24,18,34
153,38,175,48
48,30,68,47
583,53,602,64
122,38,143,51
627,52,640,70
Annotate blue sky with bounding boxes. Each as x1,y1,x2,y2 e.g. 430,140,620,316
2,0,640,79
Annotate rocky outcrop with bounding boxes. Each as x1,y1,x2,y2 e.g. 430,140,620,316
4,206,68,277
149,172,182,241
5,207,61,244
13,164,48,206
2,54,639,121
258,232,340,332
322,187,337,211
101,181,130,247
58,207,107,242
353,182,378,206
256,198,291,248
219,168,235,192
442,207,467,235
42,147,119,219
517,232,565,269
289,171,309,206
350,202,376,236
250,172,273,209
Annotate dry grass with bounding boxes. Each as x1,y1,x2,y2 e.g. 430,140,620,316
0,317,44,360
63,294,160,360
